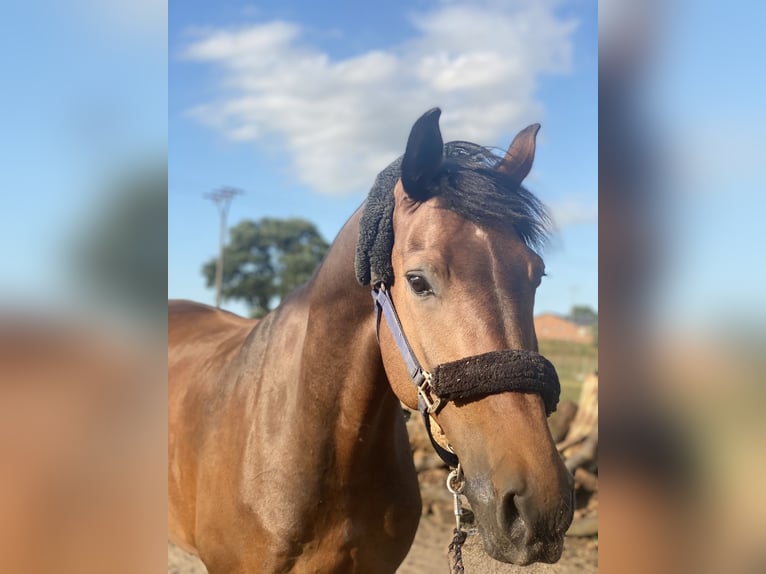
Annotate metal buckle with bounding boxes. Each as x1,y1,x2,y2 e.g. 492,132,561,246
446,464,465,532
417,371,442,413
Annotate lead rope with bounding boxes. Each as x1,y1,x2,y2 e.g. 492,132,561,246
446,465,467,573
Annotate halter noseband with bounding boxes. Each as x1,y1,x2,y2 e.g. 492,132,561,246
372,284,561,468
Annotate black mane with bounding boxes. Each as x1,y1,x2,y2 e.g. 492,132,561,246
354,141,552,286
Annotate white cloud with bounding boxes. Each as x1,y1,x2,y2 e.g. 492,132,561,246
181,1,577,195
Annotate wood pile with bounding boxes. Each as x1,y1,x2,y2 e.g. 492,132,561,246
553,371,598,538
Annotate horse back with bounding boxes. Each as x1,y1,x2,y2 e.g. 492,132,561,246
169,299,254,338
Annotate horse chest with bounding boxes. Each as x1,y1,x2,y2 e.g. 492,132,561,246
231,440,420,572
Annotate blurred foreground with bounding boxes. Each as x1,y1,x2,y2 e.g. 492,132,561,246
0,0,166,572
0,317,166,573
599,1,766,573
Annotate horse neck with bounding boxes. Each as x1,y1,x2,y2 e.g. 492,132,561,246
304,207,384,390
299,208,405,466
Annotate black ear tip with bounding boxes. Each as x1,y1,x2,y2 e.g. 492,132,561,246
413,107,442,130
520,123,541,137
424,107,442,119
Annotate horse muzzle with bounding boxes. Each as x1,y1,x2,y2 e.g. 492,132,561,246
465,469,574,565
431,349,571,564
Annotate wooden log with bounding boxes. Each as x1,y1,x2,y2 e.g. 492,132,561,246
549,400,578,443
565,428,598,473
566,514,598,537
558,372,598,459
574,467,599,493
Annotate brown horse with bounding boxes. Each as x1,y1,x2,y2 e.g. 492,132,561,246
168,108,573,573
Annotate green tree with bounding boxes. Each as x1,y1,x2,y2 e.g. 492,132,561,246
568,305,598,326
202,218,329,317
568,305,598,347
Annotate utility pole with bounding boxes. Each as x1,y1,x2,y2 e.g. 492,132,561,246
204,187,243,308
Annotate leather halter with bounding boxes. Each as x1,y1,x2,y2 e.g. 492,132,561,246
372,284,459,467
372,284,560,469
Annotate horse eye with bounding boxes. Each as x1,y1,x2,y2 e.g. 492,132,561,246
406,274,432,295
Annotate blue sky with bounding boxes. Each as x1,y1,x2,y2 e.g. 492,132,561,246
169,0,598,317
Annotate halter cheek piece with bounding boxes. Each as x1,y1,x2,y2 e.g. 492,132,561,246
372,284,561,468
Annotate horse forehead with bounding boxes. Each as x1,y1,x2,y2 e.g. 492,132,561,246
396,202,477,246
397,205,530,268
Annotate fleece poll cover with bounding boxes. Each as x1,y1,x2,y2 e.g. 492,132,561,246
355,156,401,286
431,349,560,415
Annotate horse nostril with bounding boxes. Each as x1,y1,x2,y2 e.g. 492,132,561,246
500,490,522,531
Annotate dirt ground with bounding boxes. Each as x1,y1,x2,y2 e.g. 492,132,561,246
399,518,597,574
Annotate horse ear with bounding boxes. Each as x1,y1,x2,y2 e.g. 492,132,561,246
497,123,540,185
401,108,444,201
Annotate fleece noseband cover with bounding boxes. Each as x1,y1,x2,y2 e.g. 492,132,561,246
431,349,560,416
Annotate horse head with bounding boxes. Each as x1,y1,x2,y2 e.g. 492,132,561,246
358,108,574,565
